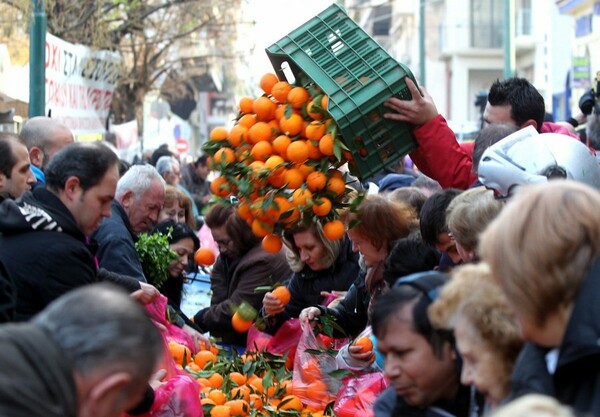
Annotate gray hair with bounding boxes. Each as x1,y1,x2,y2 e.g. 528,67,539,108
19,116,72,152
116,164,165,201
155,156,179,176
32,283,162,384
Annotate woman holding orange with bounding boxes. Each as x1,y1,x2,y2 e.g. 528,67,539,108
261,221,360,334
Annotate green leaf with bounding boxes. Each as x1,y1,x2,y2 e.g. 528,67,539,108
328,369,355,379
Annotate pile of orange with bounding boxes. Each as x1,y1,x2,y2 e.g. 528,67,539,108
203,72,362,251
168,342,336,417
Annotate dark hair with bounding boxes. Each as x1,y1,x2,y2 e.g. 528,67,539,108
204,203,260,254
153,219,199,250
471,122,519,174
487,78,545,132
195,154,209,167
371,271,452,358
45,142,119,193
383,235,441,286
118,158,131,177
150,145,174,167
0,132,20,178
419,188,462,246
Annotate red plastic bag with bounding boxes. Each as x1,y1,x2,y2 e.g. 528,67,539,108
145,294,198,354
246,318,301,354
334,371,389,417
292,321,340,410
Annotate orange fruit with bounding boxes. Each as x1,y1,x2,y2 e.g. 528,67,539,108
232,311,254,333
318,134,335,156
273,135,292,157
168,341,192,366
229,372,247,387
260,72,279,95
230,385,251,402
306,171,327,192
278,395,303,411
264,155,286,175
228,125,248,147
250,141,273,162
249,393,263,409
210,176,233,198
262,233,283,253
195,247,216,266
286,141,309,164
307,99,324,120
247,121,273,144
239,97,254,114
305,121,326,140
197,377,212,388
279,112,304,136
213,147,236,165
194,350,217,369
272,285,291,306
297,163,315,178
210,127,229,142
238,114,257,129
326,176,346,196
305,139,323,160
251,218,272,238
249,377,264,394
253,96,277,121
312,197,332,217
268,170,287,188
201,398,217,406
354,336,374,353
224,399,249,416
321,95,329,110
287,87,310,109
208,389,227,405
271,81,293,103
306,380,328,398
208,372,224,389
210,404,231,417
291,188,312,206
283,168,305,189
323,220,345,241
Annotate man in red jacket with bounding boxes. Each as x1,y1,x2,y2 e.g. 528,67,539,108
384,77,577,190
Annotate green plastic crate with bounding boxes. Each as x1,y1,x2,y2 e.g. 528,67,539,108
266,3,418,181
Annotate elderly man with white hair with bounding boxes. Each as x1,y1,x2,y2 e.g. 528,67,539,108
91,164,166,281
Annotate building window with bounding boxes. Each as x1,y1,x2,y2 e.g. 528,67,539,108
575,14,593,37
471,0,504,48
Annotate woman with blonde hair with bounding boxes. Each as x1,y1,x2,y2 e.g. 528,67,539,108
478,180,600,415
261,221,360,334
429,262,523,409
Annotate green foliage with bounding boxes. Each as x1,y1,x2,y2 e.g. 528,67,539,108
135,228,178,289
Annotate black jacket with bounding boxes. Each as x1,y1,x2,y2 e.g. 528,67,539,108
319,269,370,339
510,257,600,415
374,384,482,417
262,237,360,334
91,200,146,282
0,188,99,321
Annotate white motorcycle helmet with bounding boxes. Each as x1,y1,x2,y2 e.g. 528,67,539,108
478,126,600,199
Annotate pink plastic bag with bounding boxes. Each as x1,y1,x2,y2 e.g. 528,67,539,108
292,321,340,409
334,371,389,417
145,294,198,354
246,318,301,354
147,375,203,417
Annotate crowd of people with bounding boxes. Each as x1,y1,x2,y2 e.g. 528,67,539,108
0,74,599,417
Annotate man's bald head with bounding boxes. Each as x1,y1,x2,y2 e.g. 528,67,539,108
20,117,74,171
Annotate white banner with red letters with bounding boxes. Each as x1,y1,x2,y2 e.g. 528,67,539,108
45,33,121,137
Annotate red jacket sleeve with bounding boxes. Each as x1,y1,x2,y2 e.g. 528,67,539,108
408,114,477,190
